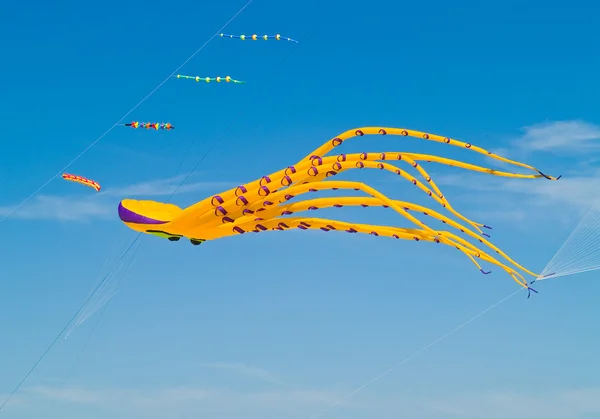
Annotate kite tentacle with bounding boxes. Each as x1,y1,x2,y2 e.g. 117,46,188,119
300,156,486,234
188,157,485,235
231,196,538,278
397,153,550,179
219,216,528,288
302,127,559,180
247,181,530,284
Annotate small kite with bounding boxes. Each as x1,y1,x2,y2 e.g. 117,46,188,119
219,33,298,43
176,74,245,84
62,173,101,192
118,126,560,294
122,122,174,130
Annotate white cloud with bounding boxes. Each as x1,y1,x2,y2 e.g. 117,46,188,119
0,194,112,221
17,384,357,416
428,387,600,419
196,362,284,385
436,170,600,214
516,120,600,153
0,175,236,222
9,385,600,419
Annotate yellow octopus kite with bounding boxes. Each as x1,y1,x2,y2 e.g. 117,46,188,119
118,127,560,293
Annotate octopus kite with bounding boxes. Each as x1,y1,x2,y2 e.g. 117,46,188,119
62,173,101,191
123,122,174,130
220,33,298,43
117,127,560,293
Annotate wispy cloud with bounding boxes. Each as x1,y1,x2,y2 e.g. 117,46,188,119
428,387,600,419
0,175,236,222
14,384,358,418
436,170,600,212
196,362,283,385
516,120,600,153
98,175,233,198
9,384,600,419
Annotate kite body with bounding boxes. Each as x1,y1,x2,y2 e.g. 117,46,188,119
118,127,560,290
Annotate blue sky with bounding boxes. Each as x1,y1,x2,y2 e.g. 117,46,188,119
1,0,600,418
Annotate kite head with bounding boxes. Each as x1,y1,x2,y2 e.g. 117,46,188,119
118,199,182,232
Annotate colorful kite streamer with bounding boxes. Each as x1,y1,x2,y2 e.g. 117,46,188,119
62,173,101,192
219,33,298,43
122,122,175,130
175,74,245,84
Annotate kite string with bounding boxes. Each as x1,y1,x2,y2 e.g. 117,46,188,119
169,0,338,199
0,0,334,410
307,287,524,419
0,0,254,225
42,301,111,419
539,199,600,278
0,235,141,413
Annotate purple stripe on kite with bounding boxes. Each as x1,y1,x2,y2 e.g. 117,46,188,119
482,233,490,238
383,205,389,208
282,210,293,215
370,231,379,236
334,204,343,208
320,227,330,231
326,225,336,230
263,201,273,206
285,194,295,200
118,201,168,225
242,209,254,215
237,196,249,205
483,225,492,229
222,216,234,223
233,226,245,234
298,225,308,230
480,269,491,275
308,206,318,210
361,204,369,207
309,188,317,192
256,224,267,231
